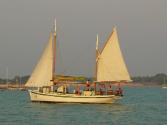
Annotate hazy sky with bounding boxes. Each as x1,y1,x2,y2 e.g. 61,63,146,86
0,0,167,78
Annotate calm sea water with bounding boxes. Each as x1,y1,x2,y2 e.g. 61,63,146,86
0,87,167,125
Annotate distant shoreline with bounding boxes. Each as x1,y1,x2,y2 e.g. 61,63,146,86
0,84,26,90
121,82,163,87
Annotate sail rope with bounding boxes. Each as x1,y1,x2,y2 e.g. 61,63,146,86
56,33,68,75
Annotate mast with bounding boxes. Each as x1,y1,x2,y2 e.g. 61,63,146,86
53,19,56,82
95,34,99,81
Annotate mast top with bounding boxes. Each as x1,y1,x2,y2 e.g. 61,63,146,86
96,34,99,50
54,18,56,32
113,26,117,32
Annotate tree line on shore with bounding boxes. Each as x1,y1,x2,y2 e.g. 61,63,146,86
132,73,167,84
0,75,29,84
0,73,167,85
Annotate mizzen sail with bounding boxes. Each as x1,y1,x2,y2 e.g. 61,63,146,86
25,33,54,87
97,28,131,82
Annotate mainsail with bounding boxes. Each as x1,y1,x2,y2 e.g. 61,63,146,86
96,27,131,82
25,33,54,87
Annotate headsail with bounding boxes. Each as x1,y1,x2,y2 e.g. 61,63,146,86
25,33,54,87
96,27,131,82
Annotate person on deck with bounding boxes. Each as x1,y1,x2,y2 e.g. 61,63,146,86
86,80,90,91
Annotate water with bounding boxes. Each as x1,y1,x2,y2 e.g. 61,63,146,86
0,87,167,125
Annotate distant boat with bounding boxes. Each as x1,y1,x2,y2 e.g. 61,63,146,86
162,84,167,89
25,19,131,104
162,78,167,89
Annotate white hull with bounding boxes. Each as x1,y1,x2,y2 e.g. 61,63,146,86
28,90,121,104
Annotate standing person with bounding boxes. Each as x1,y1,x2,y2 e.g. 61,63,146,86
86,80,90,91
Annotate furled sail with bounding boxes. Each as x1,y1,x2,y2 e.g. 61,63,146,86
25,33,54,87
97,28,131,82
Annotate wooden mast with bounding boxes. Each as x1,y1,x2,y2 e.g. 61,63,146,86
53,19,56,82
94,34,99,94
95,34,99,81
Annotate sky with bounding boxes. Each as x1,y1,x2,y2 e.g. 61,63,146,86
0,0,167,78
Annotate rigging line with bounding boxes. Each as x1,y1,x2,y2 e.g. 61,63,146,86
57,39,67,74
56,25,88,76
57,43,82,75
55,27,68,75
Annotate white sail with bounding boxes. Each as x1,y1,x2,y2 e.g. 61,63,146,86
25,33,54,87
97,27,131,82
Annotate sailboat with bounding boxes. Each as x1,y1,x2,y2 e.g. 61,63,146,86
161,77,167,89
162,84,167,89
25,20,131,103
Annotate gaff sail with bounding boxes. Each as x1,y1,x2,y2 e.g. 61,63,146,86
96,28,131,82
